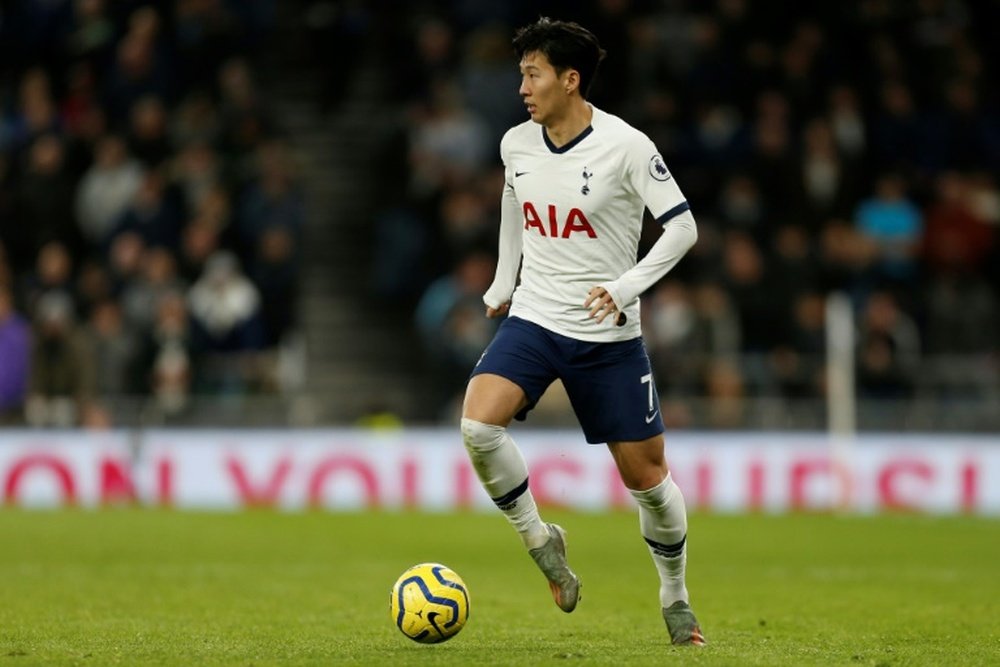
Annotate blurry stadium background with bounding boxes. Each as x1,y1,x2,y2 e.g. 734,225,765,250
0,0,998,514
1,3,999,664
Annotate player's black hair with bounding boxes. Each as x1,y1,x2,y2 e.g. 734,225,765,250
512,17,606,99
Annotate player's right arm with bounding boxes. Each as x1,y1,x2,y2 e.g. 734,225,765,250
482,151,523,318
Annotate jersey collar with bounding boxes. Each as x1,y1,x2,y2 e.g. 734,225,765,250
542,124,594,154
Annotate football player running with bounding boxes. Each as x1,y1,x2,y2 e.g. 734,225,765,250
460,17,705,646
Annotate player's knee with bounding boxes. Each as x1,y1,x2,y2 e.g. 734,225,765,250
629,471,685,510
621,463,669,493
461,418,506,454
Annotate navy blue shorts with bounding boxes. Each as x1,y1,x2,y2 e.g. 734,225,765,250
470,316,665,444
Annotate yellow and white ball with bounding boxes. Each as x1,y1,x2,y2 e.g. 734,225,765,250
390,562,470,643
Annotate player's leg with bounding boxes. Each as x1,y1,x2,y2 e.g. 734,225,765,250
560,336,703,642
461,317,579,612
608,435,705,645
462,373,580,612
461,372,550,549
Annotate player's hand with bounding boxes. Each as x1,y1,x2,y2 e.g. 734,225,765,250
485,302,510,318
584,286,619,324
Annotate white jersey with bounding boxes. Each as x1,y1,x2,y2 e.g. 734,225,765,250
484,105,695,342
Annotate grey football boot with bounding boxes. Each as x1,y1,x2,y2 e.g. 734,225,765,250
662,600,707,645
528,523,581,612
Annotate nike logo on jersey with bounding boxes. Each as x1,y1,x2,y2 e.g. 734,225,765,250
645,410,659,424
515,171,529,177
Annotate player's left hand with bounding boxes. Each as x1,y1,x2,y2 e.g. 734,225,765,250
584,286,619,324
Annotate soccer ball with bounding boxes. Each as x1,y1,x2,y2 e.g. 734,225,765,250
390,562,470,644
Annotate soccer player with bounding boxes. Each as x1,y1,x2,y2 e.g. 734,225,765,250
460,17,705,646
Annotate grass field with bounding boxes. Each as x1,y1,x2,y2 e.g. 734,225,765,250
0,510,997,666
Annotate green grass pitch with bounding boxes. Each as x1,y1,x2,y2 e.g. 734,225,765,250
0,509,997,666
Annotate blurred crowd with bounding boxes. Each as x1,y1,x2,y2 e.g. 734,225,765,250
0,0,302,427
365,0,1000,425
1,0,998,430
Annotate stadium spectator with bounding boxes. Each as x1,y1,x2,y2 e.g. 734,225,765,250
703,359,746,429
407,80,492,199
369,205,430,301
216,58,275,165
720,231,783,355
924,270,997,358
391,17,457,107
248,225,299,347
826,85,866,163
120,245,186,333
854,173,923,284
779,291,827,398
187,250,265,392
690,282,742,363
74,133,144,248
938,79,1000,173
126,95,172,167
65,0,117,71
141,290,194,418
458,25,524,146
856,291,921,400
0,243,12,292
61,63,104,159
871,81,925,174
103,27,171,124
105,230,146,294
20,240,76,318
74,257,115,319
817,219,878,301
111,169,183,252
0,156,13,231
921,172,994,275
174,0,245,93
770,224,819,296
415,249,498,394
26,291,95,427
646,280,742,403
14,134,80,262
173,140,221,216
717,174,765,240
177,216,223,284
236,139,304,258
0,283,31,423
643,281,700,396
170,92,220,148
83,299,139,396
3,68,61,156
794,118,855,225
435,185,495,262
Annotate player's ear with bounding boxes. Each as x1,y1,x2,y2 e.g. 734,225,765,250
564,69,579,95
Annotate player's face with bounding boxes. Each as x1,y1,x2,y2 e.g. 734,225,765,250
519,51,572,126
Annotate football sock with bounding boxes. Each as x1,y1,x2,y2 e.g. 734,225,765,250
629,472,690,608
461,418,550,549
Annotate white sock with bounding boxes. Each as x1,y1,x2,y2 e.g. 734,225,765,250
461,418,549,549
629,472,690,608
